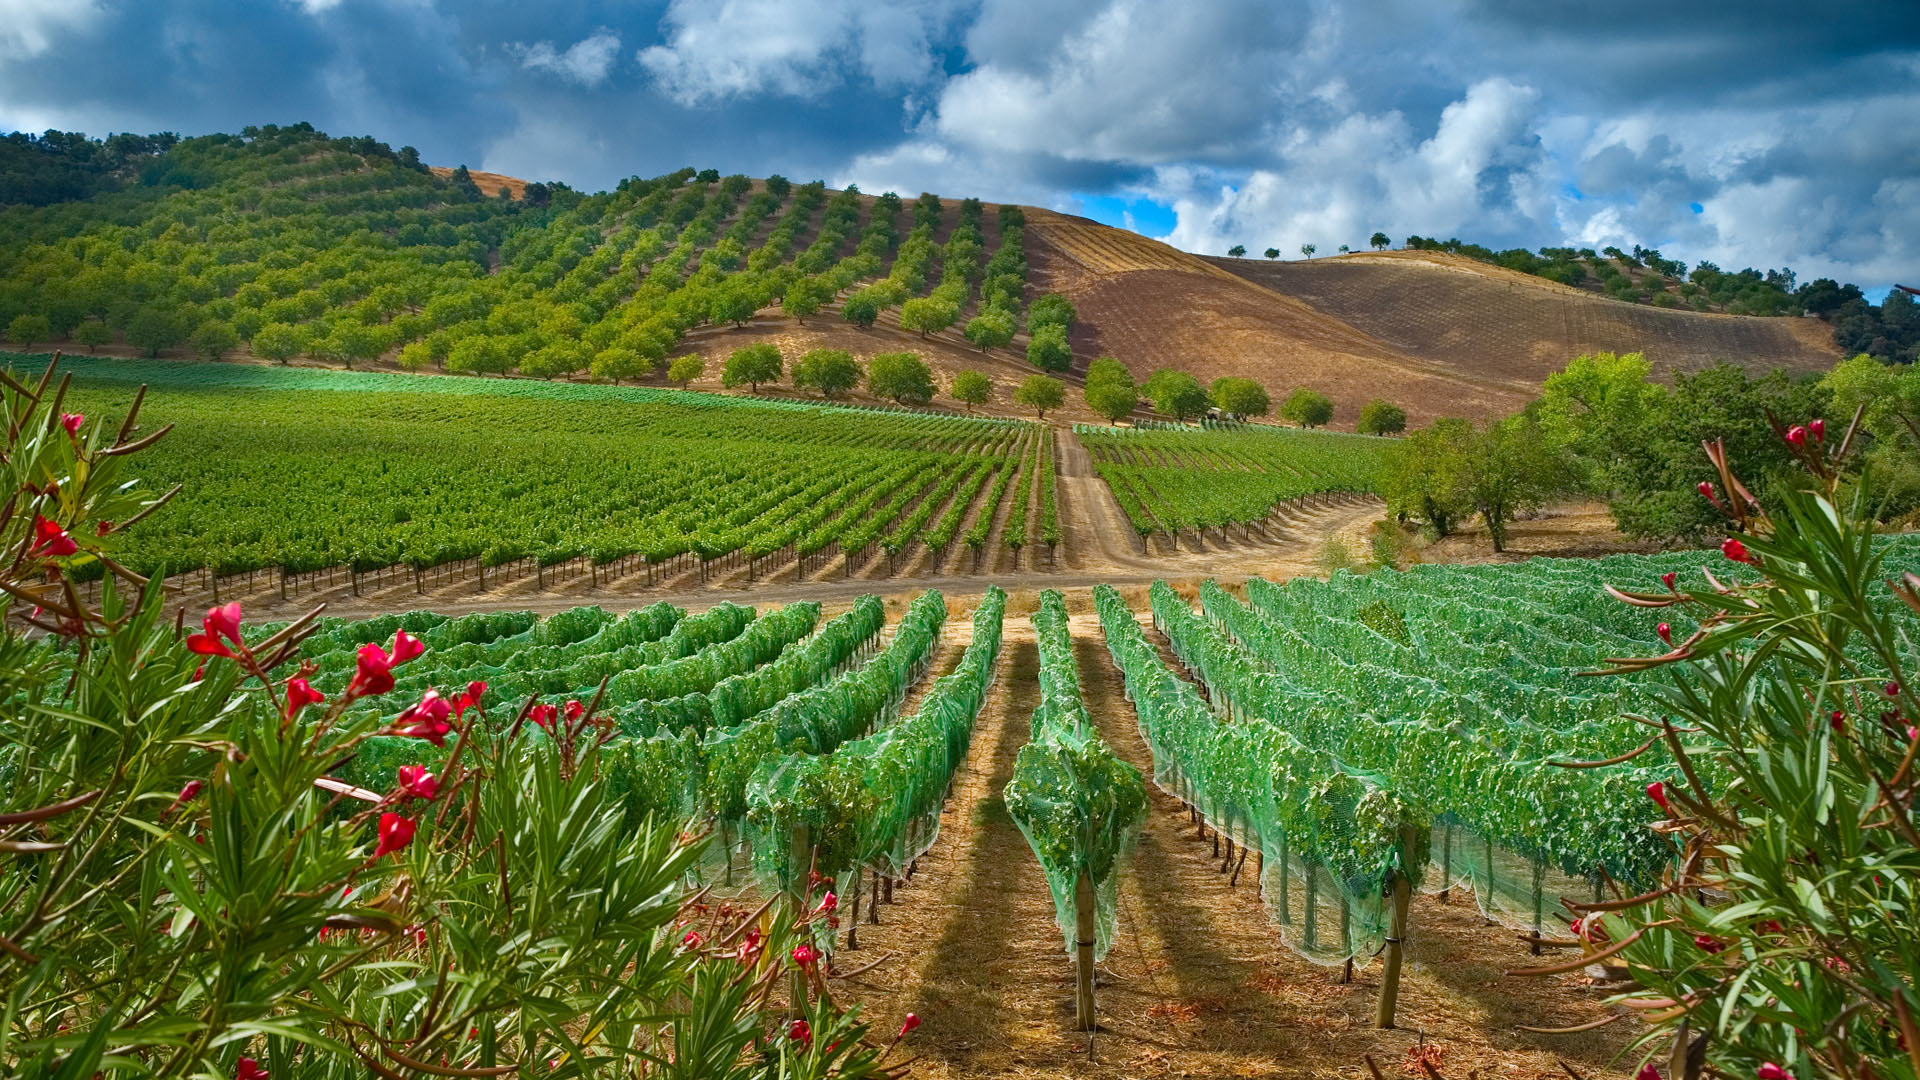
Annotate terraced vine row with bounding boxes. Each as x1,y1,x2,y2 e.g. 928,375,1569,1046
1076,422,1391,536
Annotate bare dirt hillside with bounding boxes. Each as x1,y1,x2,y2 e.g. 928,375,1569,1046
1214,249,1840,386
426,166,527,199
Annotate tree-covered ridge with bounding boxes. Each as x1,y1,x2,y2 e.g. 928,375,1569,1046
0,123,1027,387
1400,234,1917,362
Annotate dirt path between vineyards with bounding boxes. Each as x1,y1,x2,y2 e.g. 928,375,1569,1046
833,613,1637,1080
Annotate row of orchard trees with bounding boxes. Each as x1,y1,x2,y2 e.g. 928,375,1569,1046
1074,357,1409,434
0,124,1057,387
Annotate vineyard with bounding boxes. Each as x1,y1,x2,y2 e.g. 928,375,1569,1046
1076,421,1390,538
32,356,1070,584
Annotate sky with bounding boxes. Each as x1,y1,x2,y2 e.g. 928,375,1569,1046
3,0,1916,297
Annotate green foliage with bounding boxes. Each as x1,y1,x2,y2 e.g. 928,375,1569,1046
1026,323,1072,372
1082,357,1138,423
839,291,881,328
188,318,238,360
1820,353,1920,517
1143,369,1209,422
1356,399,1407,436
1279,388,1333,428
6,312,50,346
1264,247,1280,259
1080,422,1388,536
251,322,303,363
446,335,508,377
962,308,1015,351
951,369,992,412
1005,591,1149,959
721,342,782,391
789,349,859,400
1014,374,1065,418
1383,417,1475,538
898,296,959,337
1208,376,1269,419
1227,245,1246,257
866,351,934,405
0,363,894,1079
1026,293,1075,333
1590,442,1920,1080
667,353,706,387
1300,244,1315,259
780,275,831,323
1369,232,1390,250
72,318,112,353
125,307,184,357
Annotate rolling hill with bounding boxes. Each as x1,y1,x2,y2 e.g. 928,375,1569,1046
0,125,1845,429
1024,210,1841,426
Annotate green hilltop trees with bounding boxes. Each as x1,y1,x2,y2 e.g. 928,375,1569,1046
1356,399,1407,435
667,353,706,388
793,348,861,399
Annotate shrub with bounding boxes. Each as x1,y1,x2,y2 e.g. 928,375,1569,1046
1357,399,1408,435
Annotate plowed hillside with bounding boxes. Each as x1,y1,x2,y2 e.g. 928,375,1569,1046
1212,249,1841,385
1027,210,1841,425
1027,211,1544,423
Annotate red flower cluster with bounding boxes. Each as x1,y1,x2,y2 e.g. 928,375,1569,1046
1758,1065,1795,1080
235,1058,268,1080
791,943,820,970
347,630,424,699
284,676,324,718
787,1019,812,1048
1722,538,1753,565
59,412,84,438
395,764,439,801
1647,781,1671,814
392,689,453,746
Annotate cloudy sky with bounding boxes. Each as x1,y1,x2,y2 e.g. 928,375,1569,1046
3,0,1916,295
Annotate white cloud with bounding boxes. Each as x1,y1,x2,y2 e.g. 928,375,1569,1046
291,0,343,13
516,30,622,87
1157,78,1549,257
637,0,959,106
0,0,102,59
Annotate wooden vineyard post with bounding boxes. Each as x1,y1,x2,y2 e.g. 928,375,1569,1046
788,824,811,1017
1376,867,1413,1028
1074,870,1097,1032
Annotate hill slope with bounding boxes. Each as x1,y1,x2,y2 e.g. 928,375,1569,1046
1026,211,1840,425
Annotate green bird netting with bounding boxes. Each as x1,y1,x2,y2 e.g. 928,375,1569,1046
1003,589,1148,961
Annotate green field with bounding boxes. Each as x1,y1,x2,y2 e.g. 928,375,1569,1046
1076,421,1390,536
17,354,1032,576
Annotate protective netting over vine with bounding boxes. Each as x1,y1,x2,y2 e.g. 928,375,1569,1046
1003,590,1148,961
738,589,948,884
747,588,1006,909
1095,585,1426,965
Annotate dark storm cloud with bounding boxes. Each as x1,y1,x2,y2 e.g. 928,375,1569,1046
0,0,1913,289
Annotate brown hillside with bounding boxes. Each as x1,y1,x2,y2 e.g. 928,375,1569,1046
1026,210,1540,424
1212,249,1840,385
426,165,528,199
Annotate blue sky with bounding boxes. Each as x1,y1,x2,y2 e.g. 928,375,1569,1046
2,0,1916,295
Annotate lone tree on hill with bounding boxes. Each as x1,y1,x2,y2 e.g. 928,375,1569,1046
793,348,861,399
1014,374,1066,419
867,351,935,405
721,343,782,392
1227,245,1246,258
667,354,706,388
840,291,880,329
1370,232,1391,250
1209,376,1270,419
1026,323,1072,373
1025,293,1076,332
73,319,112,353
1357,399,1408,435
1143,369,1209,422
1300,243,1316,259
1082,357,1139,423
1280,388,1334,428
1264,248,1280,259
952,370,992,412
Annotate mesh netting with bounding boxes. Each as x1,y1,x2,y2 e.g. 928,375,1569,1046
1004,590,1148,961
1098,584,1425,965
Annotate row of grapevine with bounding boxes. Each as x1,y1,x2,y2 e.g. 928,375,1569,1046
1076,422,1392,535
745,587,1007,940
1003,590,1147,1030
1094,585,1426,970
48,359,1036,580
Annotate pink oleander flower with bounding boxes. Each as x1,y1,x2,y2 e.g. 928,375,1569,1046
1647,781,1670,813
393,689,453,746
60,412,84,437
284,676,324,717
186,603,244,658
30,515,78,558
1721,538,1752,564
1657,622,1672,645
395,764,439,801
373,812,416,859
